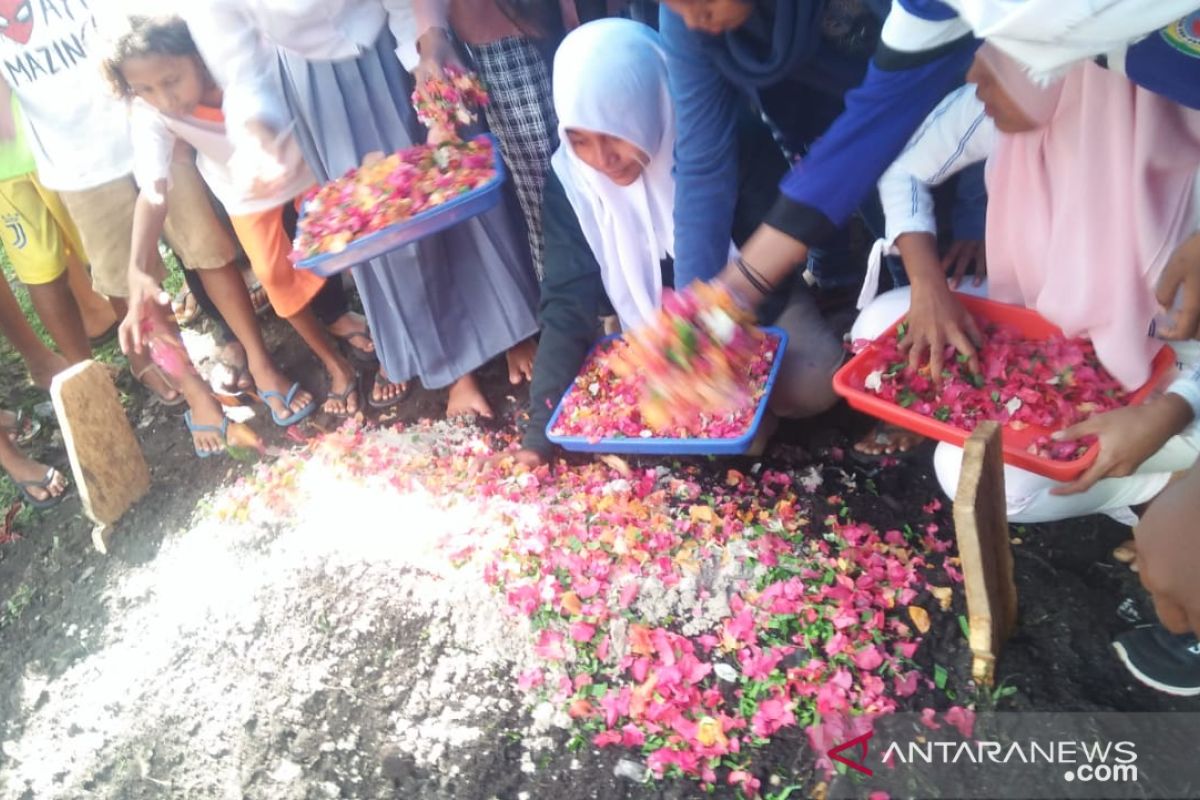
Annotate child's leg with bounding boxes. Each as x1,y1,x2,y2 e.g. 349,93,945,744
40,176,117,340
0,272,68,388
162,163,312,419
280,305,357,414
58,176,183,402
231,203,358,413
193,264,312,416
24,274,90,363
64,253,118,340
278,203,376,361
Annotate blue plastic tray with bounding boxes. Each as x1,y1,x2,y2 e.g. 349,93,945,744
294,134,507,278
545,326,789,456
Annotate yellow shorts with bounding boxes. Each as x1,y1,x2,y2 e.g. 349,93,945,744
0,172,84,286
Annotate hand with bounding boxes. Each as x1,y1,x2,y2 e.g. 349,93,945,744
942,240,987,289
1134,465,1200,636
118,271,171,355
413,27,463,85
900,281,983,379
1050,396,1194,495
1153,232,1200,340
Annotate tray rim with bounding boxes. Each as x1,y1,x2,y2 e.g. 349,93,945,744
545,325,790,455
293,133,507,274
832,292,1175,481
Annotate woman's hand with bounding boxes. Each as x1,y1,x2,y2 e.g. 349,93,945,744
1153,231,1200,340
894,232,982,379
1051,395,1194,495
943,239,987,289
1135,465,1200,637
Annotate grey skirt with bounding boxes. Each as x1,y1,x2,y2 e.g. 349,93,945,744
278,30,539,389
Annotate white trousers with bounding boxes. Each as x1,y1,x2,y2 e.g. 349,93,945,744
852,286,1200,525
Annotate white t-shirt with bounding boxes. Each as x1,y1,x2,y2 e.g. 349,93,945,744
130,99,314,216
0,0,132,191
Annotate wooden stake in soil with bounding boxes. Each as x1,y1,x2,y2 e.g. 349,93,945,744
51,361,150,531
952,421,1018,686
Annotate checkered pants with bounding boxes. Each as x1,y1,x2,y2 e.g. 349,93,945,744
468,36,558,280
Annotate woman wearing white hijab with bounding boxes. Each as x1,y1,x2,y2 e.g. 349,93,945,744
515,17,846,464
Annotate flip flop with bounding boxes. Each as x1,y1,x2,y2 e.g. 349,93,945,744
12,466,68,510
367,371,411,410
184,409,229,458
324,380,361,419
259,382,316,426
0,409,41,446
336,330,378,366
133,363,187,407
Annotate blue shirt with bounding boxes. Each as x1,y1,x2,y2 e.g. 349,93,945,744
768,1,1200,248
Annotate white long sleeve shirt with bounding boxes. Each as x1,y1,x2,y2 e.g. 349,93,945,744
872,81,1200,423
183,0,428,143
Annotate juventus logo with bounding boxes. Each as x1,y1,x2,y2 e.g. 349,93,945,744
3,214,25,249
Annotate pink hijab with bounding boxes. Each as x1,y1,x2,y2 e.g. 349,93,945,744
983,45,1200,389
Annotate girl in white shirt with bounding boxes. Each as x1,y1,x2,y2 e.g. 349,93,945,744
184,0,541,418
103,14,370,418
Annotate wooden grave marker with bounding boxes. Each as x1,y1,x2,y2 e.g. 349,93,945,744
51,361,150,542
952,421,1018,686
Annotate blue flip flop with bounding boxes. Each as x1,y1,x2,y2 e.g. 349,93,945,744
184,410,229,458
259,382,315,426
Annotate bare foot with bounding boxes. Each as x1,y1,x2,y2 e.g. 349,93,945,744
506,337,537,385
27,351,69,391
447,373,493,418
370,370,408,407
1,449,66,503
327,312,376,360
855,424,924,456
323,361,360,416
186,395,228,455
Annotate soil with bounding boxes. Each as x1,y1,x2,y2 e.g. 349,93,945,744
0,311,1196,800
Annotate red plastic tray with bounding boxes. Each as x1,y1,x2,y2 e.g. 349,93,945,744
832,294,1176,481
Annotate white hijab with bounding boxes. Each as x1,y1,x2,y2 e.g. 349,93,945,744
551,19,675,330
938,0,1200,78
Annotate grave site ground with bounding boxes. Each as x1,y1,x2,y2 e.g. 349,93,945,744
0,307,1197,800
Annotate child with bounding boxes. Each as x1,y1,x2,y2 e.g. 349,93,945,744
101,14,371,417
0,97,118,376
513,19,844,464
184,0,541,419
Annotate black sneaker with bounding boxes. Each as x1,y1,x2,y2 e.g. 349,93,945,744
1113,625,1200,696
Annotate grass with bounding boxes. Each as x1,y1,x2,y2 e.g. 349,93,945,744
0,245,187,522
